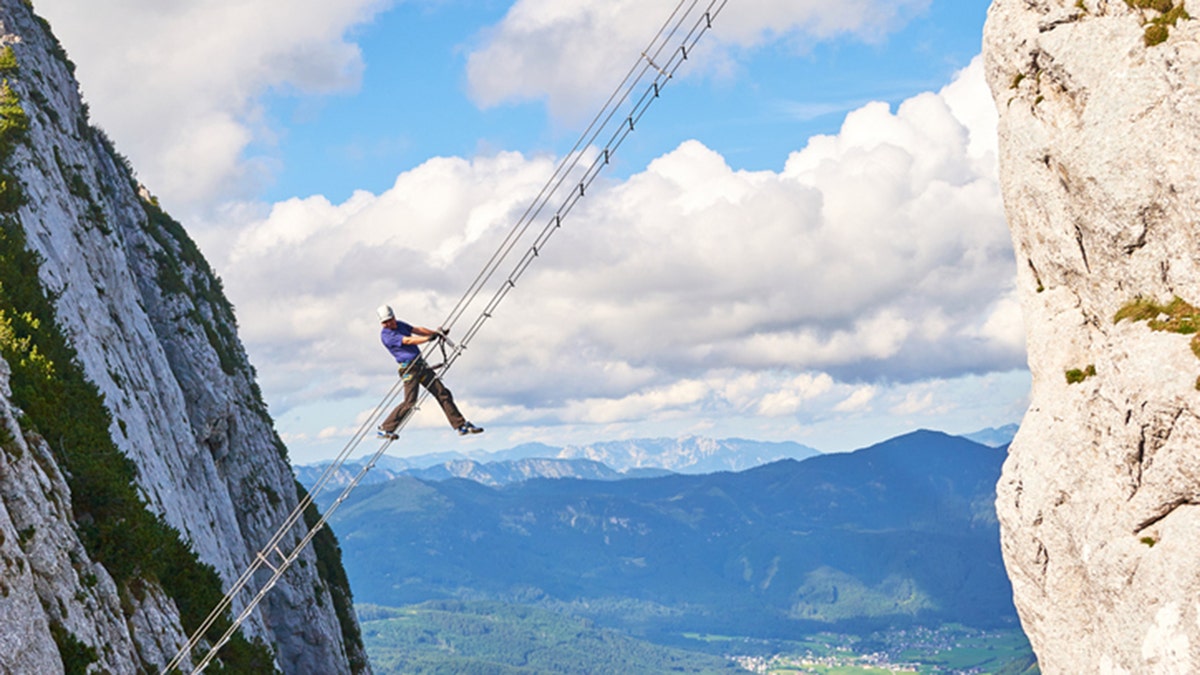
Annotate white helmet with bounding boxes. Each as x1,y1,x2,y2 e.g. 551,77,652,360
376,305,395,322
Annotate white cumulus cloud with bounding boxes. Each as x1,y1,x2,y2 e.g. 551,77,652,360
466,0,931,120
33,0,934,221
210,57,1019,453
24,0,1023,459
33,0,393,212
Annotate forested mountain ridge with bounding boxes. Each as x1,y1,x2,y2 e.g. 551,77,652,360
333,430,1015,639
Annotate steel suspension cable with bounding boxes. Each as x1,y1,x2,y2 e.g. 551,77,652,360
162,375,406,673
439,0,699,331
438,0,727,374
167,0,726,671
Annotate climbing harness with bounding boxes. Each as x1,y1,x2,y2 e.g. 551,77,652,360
397,333,451,380
166,1,727,672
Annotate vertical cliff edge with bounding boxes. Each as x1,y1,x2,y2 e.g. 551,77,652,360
0,1,368,672
985,0,1200,672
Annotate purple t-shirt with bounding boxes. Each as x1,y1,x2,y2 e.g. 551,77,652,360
381,320,420,363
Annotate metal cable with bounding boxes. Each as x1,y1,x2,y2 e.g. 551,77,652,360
440,0,700,331
437,0,727,376
167,1,726,671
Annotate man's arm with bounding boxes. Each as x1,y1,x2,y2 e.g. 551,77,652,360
401,326,445,345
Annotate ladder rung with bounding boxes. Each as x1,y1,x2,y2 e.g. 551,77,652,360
255,551,279,573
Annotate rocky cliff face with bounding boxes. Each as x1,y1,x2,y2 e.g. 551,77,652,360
0,1,367,672
984,1,1200,672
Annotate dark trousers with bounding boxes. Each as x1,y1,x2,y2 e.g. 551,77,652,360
381,358,466,432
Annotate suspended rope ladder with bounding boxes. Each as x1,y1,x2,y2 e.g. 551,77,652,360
165,0,728,671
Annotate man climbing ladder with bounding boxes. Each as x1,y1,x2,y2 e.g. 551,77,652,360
171,6,725,669
376,304,483,439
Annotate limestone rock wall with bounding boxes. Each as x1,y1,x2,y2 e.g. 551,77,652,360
984,0,1200,672
0,0,367,671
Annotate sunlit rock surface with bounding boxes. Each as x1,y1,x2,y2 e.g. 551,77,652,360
985,0,1200,672
0,0,366,671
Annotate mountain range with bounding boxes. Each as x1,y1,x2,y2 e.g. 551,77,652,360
962,423,1020,447
297,428,1017,498
296,435,821,495
329,429,1016,642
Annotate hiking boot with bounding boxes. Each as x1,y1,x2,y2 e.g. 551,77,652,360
457,422,484,436
377,427,399,441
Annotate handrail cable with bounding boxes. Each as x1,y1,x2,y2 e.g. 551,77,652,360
166,1,726,671
439,0,700,331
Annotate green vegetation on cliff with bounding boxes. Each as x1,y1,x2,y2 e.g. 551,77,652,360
1115,295,1200,389
0,49,274,672
1125,0,1191,46
0,219,275,673
1065,364,1096,384
1114,295,1200,332
1115,296,1200,385
300,481,371,673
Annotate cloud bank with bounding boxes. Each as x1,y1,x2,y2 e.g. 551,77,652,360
466,0,932,120
30,1,1019,456
213,58,1019,448
37,0,931,213
34,0,393,212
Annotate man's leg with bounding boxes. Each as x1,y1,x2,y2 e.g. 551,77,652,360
417,365,467,429
380,368,421,432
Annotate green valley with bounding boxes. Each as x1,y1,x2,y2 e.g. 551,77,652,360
330,431,1036,672
358,601,742,674
358,602,1037,674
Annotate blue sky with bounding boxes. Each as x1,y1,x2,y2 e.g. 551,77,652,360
37,0,1025,465
258,0,991,205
